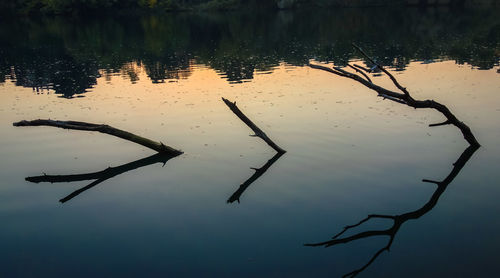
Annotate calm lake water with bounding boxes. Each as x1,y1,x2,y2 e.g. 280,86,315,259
1,6,500,277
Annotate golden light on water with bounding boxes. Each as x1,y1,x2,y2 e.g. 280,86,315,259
1,60,499,161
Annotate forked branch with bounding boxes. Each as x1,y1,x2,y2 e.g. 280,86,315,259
307,44,480,277
309,44,480,147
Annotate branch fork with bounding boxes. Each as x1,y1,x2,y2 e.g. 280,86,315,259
309,44,479,147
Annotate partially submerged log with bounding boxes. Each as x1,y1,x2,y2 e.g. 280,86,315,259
13,119,182,155
222,97,286,153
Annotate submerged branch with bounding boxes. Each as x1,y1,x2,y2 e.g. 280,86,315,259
222,98,286,153
13,119,182,155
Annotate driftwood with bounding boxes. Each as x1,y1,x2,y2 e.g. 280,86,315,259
27,153,177,203
222,97,286,153
309,44,480,147
306,44,481,277
227,152,284,203
13,119,182,155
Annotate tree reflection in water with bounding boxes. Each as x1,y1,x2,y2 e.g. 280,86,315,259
1,6,498,98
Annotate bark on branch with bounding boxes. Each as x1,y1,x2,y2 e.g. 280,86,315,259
222,98,286,153
13,119,182,155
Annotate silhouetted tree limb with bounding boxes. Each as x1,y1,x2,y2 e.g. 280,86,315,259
352,43,410,96
309,44,480,147
227,152,284,203
346,64,372,83
27,153,178,203
222,97,286,153
13,119,182,155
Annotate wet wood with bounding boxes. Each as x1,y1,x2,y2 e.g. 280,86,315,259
309,44,480,147
13,119,182,155
222,97,286,153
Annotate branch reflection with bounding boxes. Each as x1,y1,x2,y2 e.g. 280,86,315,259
227,152,284,204
26,153,179,203
305,144,479,277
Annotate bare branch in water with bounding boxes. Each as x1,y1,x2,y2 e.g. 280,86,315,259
309,47,480,147
307,44,480,277
222,97,286,154
13,119,182,155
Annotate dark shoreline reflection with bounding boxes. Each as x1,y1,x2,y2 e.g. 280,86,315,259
1,6,499,97
26,153,179,203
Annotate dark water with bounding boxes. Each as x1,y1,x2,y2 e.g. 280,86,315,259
1,6,500,278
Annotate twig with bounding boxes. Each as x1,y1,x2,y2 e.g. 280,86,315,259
429,120,451,127
13,119,182,155
222,98,286,153
352,63,371,73
347,64,372,83
352,43,410,96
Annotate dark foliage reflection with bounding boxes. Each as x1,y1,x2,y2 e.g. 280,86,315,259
1,7,499,97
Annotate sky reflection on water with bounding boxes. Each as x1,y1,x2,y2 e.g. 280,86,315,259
0,6,500,278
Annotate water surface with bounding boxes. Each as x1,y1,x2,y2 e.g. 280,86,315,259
1,6,500,277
